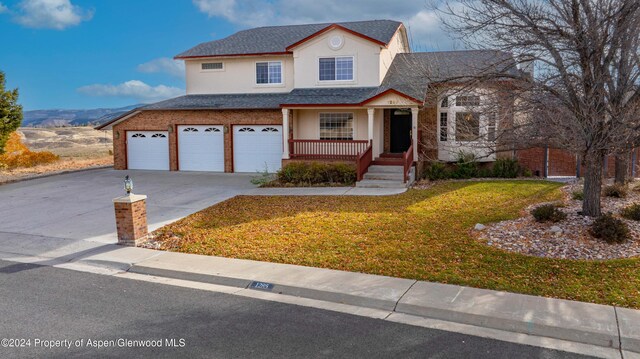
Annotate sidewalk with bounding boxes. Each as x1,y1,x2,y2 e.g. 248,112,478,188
244,187,407,196
0,231,637,357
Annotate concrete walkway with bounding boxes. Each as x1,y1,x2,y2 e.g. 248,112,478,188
0,235,637,358
245,187,407,196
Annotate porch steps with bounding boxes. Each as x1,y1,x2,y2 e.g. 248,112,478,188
371,157,404,166
356,165,415,189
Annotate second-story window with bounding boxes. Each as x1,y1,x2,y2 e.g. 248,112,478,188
256,61,282,84
319,57,353,81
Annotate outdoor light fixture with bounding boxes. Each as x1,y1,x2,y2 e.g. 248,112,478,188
124,175,133,195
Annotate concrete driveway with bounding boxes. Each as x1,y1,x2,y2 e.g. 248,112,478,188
0,168,256,243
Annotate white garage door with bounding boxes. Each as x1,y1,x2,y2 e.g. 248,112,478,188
178,125,224,172
127,131,169,170
233,125,283,173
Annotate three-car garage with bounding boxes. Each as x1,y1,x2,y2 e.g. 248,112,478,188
125,124,283,173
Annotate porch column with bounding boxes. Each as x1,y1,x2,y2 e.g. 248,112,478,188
282,108,290,159
367,108,375,142
411,107,419,159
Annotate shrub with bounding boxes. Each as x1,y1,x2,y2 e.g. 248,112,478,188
450,152,478,179
0,132,59,169
572,190,584,201
424,162,449,180
522,168,533,177
603,184,628,198
276,162,356,185
492,158,520,178
531,204,567,223
250,165,275,186
621,203,640,221
590,213,630,244
477,167,493,178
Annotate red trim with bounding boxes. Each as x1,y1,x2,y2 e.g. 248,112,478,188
281,89,422,108
174,52,291,60
360,89,422,105
280,103,362,108
174,125,179,171
286,24,387,51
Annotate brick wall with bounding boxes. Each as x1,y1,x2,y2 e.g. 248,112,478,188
112,109,282,172
517,147,639,178
114,198,147,245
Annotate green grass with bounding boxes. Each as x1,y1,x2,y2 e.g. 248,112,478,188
154,180,640,308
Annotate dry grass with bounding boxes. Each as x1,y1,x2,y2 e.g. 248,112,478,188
152,180,640,309
0,127,113,184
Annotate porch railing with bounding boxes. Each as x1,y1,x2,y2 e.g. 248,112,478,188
403,144,414,183
356,140,373,181
289,139,370,160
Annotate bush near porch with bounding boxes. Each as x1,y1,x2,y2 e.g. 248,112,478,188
152,180,640,309
261,162,357,187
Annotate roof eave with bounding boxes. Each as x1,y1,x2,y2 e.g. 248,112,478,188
285,23,388,51
174,51,292,60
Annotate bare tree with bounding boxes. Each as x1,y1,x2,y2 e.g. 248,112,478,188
432,0,640,216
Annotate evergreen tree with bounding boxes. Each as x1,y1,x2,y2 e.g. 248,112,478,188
0,71,23,154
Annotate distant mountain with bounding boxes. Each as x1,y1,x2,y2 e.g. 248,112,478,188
22,104,141,127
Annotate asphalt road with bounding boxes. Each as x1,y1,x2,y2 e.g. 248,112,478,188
0,260,596,359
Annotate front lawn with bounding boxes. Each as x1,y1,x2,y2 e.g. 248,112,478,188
153,180,640,309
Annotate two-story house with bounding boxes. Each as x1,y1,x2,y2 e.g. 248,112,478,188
98,19,519,184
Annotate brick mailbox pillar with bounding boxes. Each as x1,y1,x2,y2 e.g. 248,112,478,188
113,194,148,246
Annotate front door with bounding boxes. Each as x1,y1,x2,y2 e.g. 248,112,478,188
390,111,412,153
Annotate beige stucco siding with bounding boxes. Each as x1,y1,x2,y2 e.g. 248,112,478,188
185,56,294,94
379,28,409,81
292,28,384,88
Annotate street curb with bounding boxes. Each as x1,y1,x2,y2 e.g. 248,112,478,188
395,301,618,350
127,263,637,353
128,264,400,311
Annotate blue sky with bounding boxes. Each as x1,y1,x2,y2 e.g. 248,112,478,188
0,0,455,110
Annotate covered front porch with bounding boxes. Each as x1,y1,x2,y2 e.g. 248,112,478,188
280,104,420,181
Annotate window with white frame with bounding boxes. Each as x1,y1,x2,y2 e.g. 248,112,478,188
319,57,353,81
319,113,353,140
439,112,448,141
455,95,480,107
256,61,282,84
455,112,480,141
487,113,497,141
202,62,223,71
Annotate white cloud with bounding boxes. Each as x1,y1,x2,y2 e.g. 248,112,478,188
192,0,460,50
77,80,184,103
0,3,8,13
137,58,185,78
15,0,93,30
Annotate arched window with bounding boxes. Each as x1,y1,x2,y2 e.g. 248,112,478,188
205,127,221,132
261,127,279,132
441,97,449,108
151,133,166,138
238,127,256,132
183,127,198,132
131,133,146,138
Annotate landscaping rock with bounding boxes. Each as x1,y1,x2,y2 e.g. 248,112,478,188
474,223,486,231
474,179,640,260
550,226,562,234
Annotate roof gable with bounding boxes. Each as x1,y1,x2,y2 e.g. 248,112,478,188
175,20,402,59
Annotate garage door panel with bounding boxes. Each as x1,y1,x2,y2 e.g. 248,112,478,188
233,126,282,173
126,131,170,170
178,125,224,172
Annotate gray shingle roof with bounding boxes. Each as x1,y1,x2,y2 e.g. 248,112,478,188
283,87,378,105
141,93,287,110
176,20,402,58
377,50,521,102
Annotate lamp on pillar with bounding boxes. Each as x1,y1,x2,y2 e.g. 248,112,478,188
113,175,148,246
124,175,133,195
